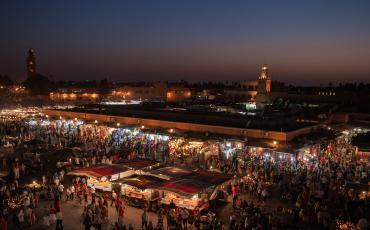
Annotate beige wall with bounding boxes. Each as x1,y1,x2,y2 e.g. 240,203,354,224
110,83,167,101
50,92,99,102
223,89,257,101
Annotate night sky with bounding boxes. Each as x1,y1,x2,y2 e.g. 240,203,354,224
1,0,370,85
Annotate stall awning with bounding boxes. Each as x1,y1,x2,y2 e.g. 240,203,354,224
121,159,160,170
188,169,232,185
117,175,166,190
147,167,194,180
153,179,213,197
68,164,130,178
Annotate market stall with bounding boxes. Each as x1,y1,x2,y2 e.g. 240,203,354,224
220,139,245,159
153,178,214,210
168,138,205,157
68,164,134,191
145,167,231,210
79,124,115,145
297,144,320,168
115,175,166,210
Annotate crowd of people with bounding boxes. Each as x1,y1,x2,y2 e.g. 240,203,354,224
0,114,368,229
225,134,369,229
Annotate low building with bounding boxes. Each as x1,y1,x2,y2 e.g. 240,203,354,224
166,87,192,102
50,88,100,103
108,82,167,102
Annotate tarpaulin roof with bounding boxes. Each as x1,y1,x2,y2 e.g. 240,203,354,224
148,167,193,179
188,169,232,185
117,175,166,190
68,164,130,178
121,159,160,170
152,179,213,197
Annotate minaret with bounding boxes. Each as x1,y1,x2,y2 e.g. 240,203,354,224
257,64,271,95
27,49,36,77
256,64,271,109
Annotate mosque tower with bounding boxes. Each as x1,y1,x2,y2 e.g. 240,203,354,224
256,64,271,109
26,49,36,78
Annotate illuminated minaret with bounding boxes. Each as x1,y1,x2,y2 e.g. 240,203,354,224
27,49,36,77
257,64,271,95
256,64,271,108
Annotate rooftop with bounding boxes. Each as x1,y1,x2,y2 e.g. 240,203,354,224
62,104,317,132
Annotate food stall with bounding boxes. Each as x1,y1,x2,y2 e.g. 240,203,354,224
146,167,231,210
202,141,221,160
297,144,320,167
220,139,245,159
116,175,165,210
168,138,205,157
79,124,115,144
68,164,134,192
153,179,214,210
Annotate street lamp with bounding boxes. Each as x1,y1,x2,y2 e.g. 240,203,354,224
116,122,120,127
141,125,145,129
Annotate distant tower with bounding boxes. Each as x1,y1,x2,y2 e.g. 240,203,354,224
256,64,271,109
27,49,36,77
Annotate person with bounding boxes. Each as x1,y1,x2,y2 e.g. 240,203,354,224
17,209,24,225
147,221,154,230
13,213,21,230
0,215,7,230
180,208,189,229
56,211,63,230
90,185,95,199
66,187,71,201
2,207,9,220
358,218,368,230
115,196,122,213
43,213,50,227
262,188,268,203
49,206,57,225
24,195,31,208
70,185,75,200
58,183,64,195
169,199,175,209
25,207,32,226
84,190,88,203
111,190,117,207
30,210,36,226
118,205,125,222
83,213,91,230
33,192,39,208
141,209,148,230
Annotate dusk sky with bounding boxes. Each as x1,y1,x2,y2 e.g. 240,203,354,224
1,0,370,85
